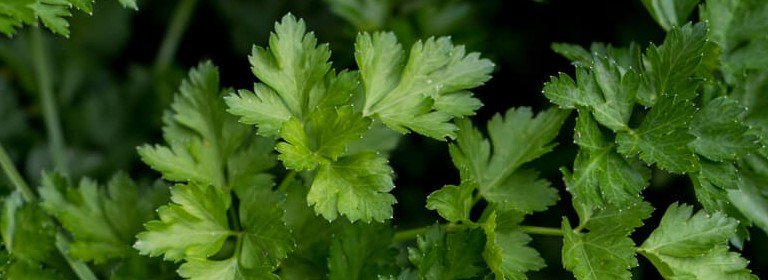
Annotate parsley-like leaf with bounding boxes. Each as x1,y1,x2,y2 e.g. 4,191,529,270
615,93,699,173
39,172,167,263
0,0,138,37
641,0,700,31
139,61,274,190
355,31,493,140
562,201,653,280
276,106,371,171
328,222,398,280
1,192,57,263
702,0,768,81
135,184,294,279
563,113,650,207
482,212,545,279
408,225,487,280
226,14,355,137
638,203,756,279
689,96,757,162
307,152,396,222
543,58,639,132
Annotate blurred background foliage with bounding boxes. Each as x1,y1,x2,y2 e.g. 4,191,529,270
0,0,765,278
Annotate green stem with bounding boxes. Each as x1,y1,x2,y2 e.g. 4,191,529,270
154,0,198,74
393,226,426,242
518,225,563,236
55,233,98,280
394,223,563,242
31,28,67,173
0,143,36,201
276,171,297,192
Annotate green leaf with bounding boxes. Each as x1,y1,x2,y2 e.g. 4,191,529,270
0,0,35,36
117,0,138,10
641,0,701,31
38,172,167,263
276,106,371,171
1,0,136,36
226,14,355,137
355,31,493,140
483,169,558,214
702,0,768,81
3,259,63,280
451,107,567,212
690,97,757,161
328,222,397,280
638,203,756,279
616,93,698,173
136,183,294,278
139,61,253,189
426,184,473,223
307,152,396,222
637,23,708,105
0,192,57,263
134,183,232,261
727,170,768,236
323,0,390,31
408,225,487,280
562,202,653,280
564,113,650,207
543,58,639,132
551,43,592,65
482,212,544,279
177,257,279,280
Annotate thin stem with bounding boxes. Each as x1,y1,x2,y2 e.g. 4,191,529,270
518,225,563,236
154,0,197,74
393,226,426,242
55,233,98,280
277,171,298,192
394,223,563,242
0,143,36,201
31,27,67,173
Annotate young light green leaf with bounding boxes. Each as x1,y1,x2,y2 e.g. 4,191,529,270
226,14,355,137
136,183,293,278
134,183,232,261
543,58,639,132
328,222,398,280
562,202,653,280
564,113,650,207
276,106,371,171
355,32,493,140
38,172,167,263
616,93,698,173
426,184,473,223
638,203,756,279
307,152,396,222
690,97,757,161
407,225,487,280
641,0,700,31
482,212,545,279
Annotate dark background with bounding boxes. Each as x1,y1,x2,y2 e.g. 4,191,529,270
1,0,765,278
